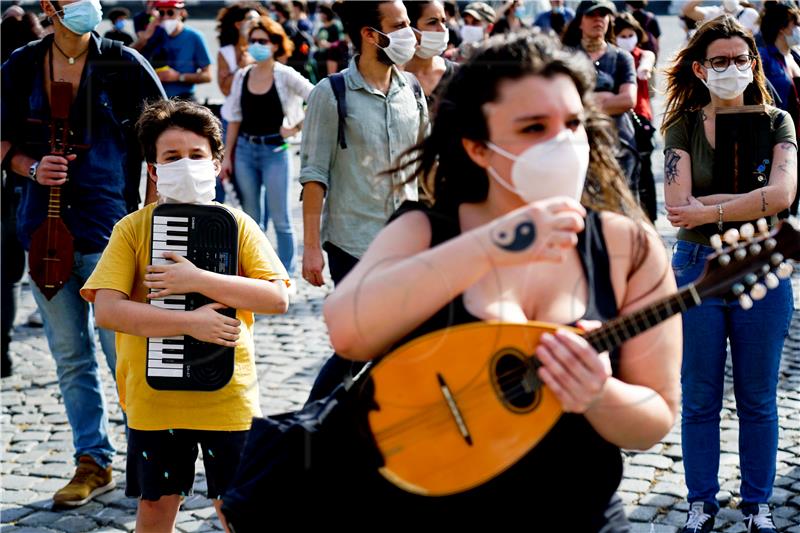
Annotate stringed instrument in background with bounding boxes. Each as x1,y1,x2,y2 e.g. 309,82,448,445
27,80,83,300
366,220,799,496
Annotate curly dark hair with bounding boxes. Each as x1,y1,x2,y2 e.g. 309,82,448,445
216,2,267,47
136,99,224,163
392,29,644,224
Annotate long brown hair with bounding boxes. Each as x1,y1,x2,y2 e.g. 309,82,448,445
391,30,646,224
661,15,772,134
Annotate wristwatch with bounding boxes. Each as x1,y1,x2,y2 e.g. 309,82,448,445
28,161,39,182
178,73,186,83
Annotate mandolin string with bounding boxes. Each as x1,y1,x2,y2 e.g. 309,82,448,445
374,294,693,442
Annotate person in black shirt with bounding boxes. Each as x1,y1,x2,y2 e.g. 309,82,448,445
104,7,134,46
318,29,680,529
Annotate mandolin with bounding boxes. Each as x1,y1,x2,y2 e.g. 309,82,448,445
366,220,799,496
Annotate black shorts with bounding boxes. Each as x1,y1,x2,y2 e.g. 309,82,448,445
126,428,248,501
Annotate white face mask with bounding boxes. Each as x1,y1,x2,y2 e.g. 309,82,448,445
786,26,800,47
375,26,417,65
155,158,217,204
487,129,590,203
460,24,485,45
161,18,179,35
702,63,753,100
616,34,638,53
416,29,449,59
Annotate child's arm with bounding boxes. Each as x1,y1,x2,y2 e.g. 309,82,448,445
94,289,241,348
144,252,289,315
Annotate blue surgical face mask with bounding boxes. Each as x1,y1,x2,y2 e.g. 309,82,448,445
55,0,103,35
114,19,126,31
248,42,273,62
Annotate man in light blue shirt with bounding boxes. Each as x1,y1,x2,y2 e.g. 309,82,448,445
300,0,427,288
299,0,427,402
147,0,212,100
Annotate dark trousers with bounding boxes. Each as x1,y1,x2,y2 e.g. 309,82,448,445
2,180,25,376
306,242,363,404
637,151,658,222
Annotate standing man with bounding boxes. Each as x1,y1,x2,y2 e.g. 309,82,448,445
104,7,135,46
139,0,213,100
299,0,427,399
0,0,165,508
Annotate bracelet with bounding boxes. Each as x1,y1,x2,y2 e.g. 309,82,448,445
717,204,724,231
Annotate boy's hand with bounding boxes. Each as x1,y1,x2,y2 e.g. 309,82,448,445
188,302,241,347
145,252,206,298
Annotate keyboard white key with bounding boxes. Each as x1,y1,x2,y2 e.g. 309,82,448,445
147,367,184,377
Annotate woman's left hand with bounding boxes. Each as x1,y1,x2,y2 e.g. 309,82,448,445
536,321,611,413
144,252,206,298
280,125,297,139
666,196,712,229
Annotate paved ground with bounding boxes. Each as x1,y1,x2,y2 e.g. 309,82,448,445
2,14,800,533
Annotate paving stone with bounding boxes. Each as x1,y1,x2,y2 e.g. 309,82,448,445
628,505,659,522
0,477,38,491
50,516,98,533
624,465,657,481
631,524,678,533
619,479,652,493
0,507,34,524
17,511,61,527
651,482,688,499
631,454,674,470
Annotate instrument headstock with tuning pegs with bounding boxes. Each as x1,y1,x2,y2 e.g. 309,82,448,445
697,218,798,309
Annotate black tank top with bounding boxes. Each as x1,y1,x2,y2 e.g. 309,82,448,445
239,70,284,137
346,202,625,530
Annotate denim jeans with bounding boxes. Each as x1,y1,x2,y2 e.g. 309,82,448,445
30,251,117,468
673,240,794,510
234,136,295,276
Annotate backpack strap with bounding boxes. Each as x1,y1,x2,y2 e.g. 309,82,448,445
402,71,423,102
329,72,348,149
402,71,427,144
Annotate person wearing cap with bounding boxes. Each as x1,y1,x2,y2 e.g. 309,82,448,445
563,0,640,199
104,7,134,46
143,0,213,100
682,0,760,35
1,0,165,508
460,1,495,46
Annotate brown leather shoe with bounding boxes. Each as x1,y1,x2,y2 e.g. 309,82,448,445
52,455,115,509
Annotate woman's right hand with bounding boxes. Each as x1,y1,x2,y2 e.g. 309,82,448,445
477,196,586,266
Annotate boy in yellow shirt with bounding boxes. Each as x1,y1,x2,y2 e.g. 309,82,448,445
81,100,289,532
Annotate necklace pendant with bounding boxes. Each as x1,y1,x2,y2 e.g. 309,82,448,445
68,57,75,65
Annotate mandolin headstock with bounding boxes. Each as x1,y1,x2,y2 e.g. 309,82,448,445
693,218,799,308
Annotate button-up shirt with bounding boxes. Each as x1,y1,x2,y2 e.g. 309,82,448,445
1,33,166,253
299,56,427,258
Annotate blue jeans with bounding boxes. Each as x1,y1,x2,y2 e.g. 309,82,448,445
30,251,117,468
234,136,295,276
672,240,793,510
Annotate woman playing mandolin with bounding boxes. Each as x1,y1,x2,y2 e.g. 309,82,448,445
323,30,681,529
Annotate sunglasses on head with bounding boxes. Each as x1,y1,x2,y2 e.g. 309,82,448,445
158,9,176,17
249,38,270,45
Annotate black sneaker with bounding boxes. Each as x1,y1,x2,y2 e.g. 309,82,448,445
683,501,716,533
742,503,777,532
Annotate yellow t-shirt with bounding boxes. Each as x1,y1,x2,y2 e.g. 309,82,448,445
81,202,288,431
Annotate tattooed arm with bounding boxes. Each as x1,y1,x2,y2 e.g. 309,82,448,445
325,198,586,361
663,148,694,207
692,142,797,222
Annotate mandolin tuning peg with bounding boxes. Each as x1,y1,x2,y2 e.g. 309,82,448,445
739,223,755,240
750,283,767,301
764,238,777,251
771,253,785,266
777,263,794,279
757,218,769,234
734,248,748,261
765,272,780,289
710,234,723,251
718,254,731,266
724,228,741,245
744,273,758,286
748,243,762,255
739,294,754,310
732,283,745,296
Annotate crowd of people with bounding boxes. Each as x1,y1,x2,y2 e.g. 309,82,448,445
1,1,798,532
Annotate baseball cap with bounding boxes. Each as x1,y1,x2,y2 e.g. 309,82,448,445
576,0,617,17
463,2,496,23
154,0,185,9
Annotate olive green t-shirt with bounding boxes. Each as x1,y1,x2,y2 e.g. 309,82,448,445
663,106,796,245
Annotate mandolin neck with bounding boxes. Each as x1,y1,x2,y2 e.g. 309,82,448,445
584,285,701,353
47,185,62,219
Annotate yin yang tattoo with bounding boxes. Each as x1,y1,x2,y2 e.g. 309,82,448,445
492,219,537,252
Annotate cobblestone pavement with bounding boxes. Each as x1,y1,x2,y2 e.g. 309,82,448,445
3,15,800,533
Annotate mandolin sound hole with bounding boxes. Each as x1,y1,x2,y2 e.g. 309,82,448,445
491,349,542,414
